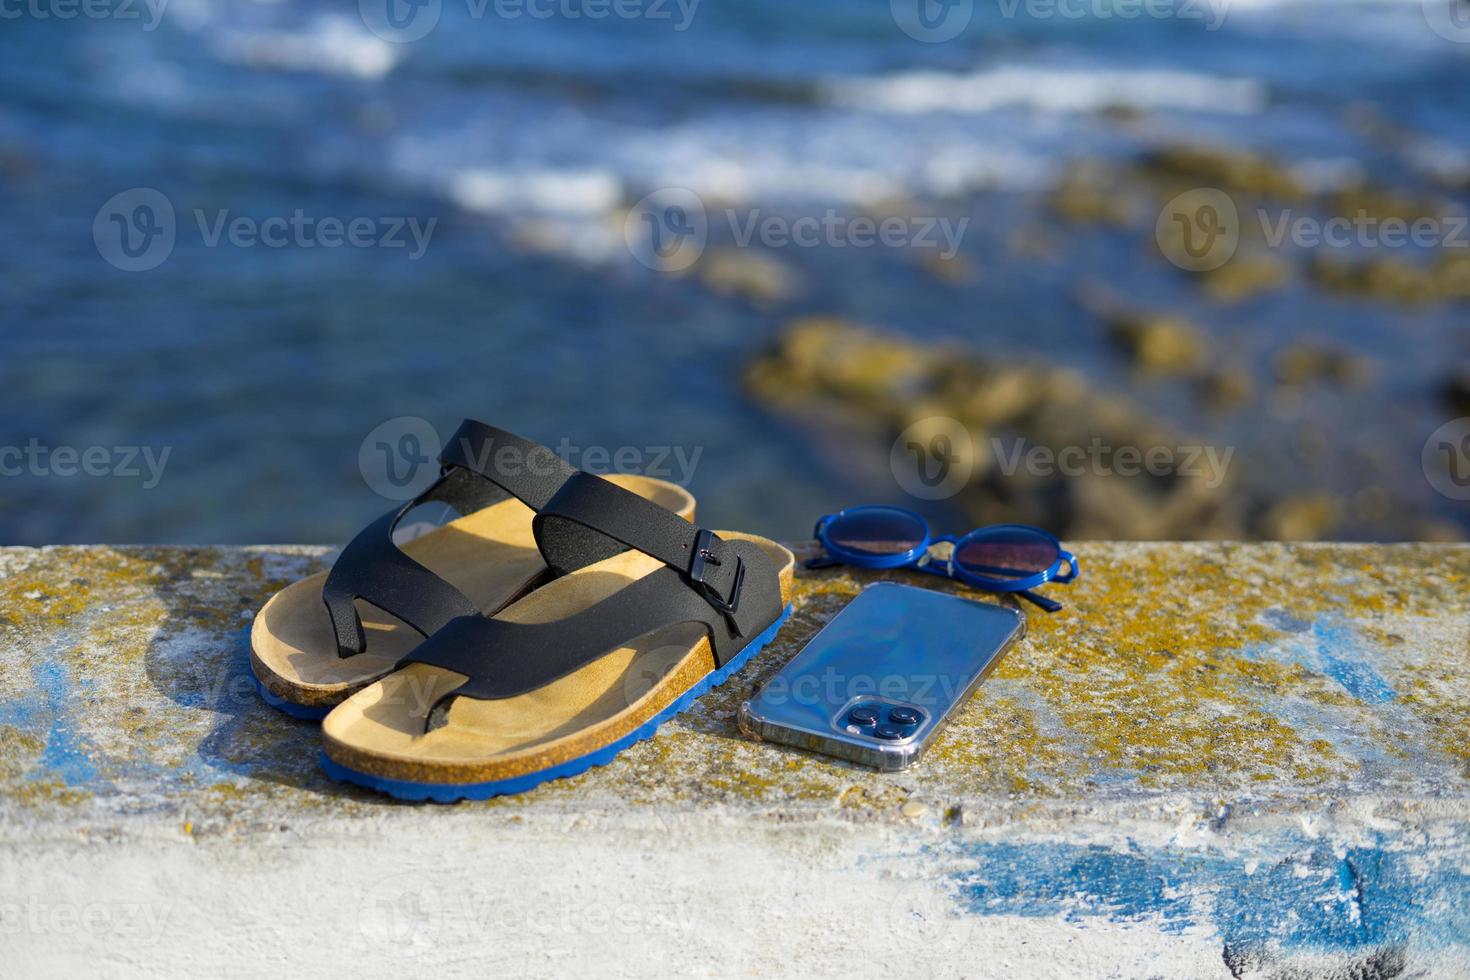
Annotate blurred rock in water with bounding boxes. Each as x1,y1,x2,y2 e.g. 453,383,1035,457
1047,161,1140,227
747,318,1464,542
1258,493,1342,542
1311,252,1470,306
1047,142,1465,312
747,316,1245,540
1105,312,1207,378
1138,145,1308,202
1197,255,1289,305
1197,363,1256,412
698,248,801,307
919,250,979,285
1272,343,1375,388
1446,366,1470,417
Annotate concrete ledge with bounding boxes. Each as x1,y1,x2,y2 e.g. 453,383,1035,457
2,543,1469,977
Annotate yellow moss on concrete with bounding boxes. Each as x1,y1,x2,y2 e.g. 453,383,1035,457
1,543,1468,823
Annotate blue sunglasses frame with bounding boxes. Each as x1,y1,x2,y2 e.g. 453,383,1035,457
808,505,1079,612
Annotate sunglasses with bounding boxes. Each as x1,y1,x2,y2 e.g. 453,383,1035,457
807,505,1079,612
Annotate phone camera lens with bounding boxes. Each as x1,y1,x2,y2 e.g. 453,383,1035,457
848,707,878,726
874,724,905,740
889,708,921,726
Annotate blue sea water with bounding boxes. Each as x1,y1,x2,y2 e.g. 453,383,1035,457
1,0,1468,543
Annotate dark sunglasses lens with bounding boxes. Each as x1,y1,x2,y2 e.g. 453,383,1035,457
826,508,927,557
955,527,1059,582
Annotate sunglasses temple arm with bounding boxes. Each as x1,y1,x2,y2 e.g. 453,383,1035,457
1017,588,1063,613
804,554,844,570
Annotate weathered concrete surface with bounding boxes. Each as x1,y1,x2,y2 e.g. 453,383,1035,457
1,543,1469,979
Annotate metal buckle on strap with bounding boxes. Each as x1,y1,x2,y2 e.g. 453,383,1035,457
688,528,744,617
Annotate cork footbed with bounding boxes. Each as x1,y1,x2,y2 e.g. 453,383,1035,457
250,474,695,710
320,533,794,787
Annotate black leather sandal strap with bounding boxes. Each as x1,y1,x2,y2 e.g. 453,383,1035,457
532,472,760,636
399,556,779,731
321,421,581,659
403,567,716,701
438,420,576,512
320,482,482,658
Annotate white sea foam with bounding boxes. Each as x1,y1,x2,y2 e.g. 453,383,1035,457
448,169,624,216
212,16,400,80
824,65,1267,116
382,97,1065,235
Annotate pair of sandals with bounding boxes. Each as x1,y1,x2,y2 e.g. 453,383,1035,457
250,421,794,801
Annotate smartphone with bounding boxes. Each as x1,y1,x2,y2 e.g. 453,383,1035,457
738,582,1025,771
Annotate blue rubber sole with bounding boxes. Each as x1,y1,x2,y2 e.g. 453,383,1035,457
321,603,793,802
251,671,332,721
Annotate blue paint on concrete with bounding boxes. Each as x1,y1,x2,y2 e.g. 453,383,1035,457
0,691,43,730
32,659,100,786
964,844,1193,930
1245,614,1395,705
0,659,100,786
941,835,1470,954
1312,618,1396,705
1261,608,1311,633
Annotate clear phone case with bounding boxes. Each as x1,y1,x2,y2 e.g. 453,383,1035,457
738,582,1025,771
